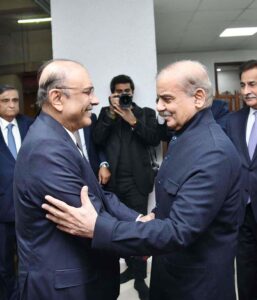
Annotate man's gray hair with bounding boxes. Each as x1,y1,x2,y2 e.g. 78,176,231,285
158,60,213,107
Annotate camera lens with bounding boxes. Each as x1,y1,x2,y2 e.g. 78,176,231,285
119,93,132,108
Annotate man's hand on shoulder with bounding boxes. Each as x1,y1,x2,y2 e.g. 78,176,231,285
42,186,97,238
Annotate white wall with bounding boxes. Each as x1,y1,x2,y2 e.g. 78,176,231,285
158,50,257,92
51,0,158,212
51,0,157,115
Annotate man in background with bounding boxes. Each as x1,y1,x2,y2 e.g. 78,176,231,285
92,75,160,300
225,59,257,300
0,85,33,300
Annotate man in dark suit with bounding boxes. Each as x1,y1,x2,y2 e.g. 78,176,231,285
43,60,242,300
13,59,139,300
225,60,257,300
92,75,159,299
0,84,33,300
211,98,230,130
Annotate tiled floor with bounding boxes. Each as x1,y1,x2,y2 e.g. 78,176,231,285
118,258,151,300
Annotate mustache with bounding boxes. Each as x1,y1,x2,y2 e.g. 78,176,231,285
159,111,172,117
243,94,257,100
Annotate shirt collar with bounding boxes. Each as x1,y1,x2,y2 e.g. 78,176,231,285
63,127,77,145
0,117,18,130
249,107,257,116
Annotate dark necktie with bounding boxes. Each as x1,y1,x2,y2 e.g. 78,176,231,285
73,130,89,161
7,123,17,159
248,111,257,159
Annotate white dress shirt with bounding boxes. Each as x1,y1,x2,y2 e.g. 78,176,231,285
78,128,89,161
0,117,21,152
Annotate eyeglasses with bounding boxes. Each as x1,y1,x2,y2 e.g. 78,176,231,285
55,86,94,96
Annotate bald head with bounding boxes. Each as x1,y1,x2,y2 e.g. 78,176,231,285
158,60,213,107
37,59,88,108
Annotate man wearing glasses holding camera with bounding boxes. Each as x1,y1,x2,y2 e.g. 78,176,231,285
92,75,160,300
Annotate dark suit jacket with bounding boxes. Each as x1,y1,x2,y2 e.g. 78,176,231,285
211,99,230,130
0,114,33,222
225,106,257,223
13,112,138,300
92,104,160,196
83,113,106,177
92,109,242,300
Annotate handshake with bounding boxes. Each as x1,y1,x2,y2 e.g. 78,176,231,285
42,186,155,238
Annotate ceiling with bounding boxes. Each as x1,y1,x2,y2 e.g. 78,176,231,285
154,0,257,53
0,0,257,54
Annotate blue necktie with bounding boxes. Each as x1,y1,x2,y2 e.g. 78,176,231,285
7,123,17,159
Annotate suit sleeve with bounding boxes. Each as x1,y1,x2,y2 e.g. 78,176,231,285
100,191,139,221
27,139,86,208
92,149,240,256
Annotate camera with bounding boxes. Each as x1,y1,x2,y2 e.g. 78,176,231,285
119,93,133,108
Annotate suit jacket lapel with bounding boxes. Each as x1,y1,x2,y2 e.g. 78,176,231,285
237,108,251,164
83,127,90,154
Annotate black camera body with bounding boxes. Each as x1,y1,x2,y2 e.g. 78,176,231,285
119,93,133,108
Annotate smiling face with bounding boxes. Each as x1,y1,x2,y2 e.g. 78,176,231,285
0,89,19,122
240,67,257,109
156,75,198,131
61,66,99,131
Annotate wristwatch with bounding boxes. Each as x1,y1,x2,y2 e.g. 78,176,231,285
100,162,110,168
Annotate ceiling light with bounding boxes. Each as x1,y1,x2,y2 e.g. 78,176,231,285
220,27,257,37
217,68,221,72
17,17,52,24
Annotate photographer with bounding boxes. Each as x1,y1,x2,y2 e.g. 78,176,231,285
92,74,159,300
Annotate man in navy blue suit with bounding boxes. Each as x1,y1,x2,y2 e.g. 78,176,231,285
43,60,242,300
225,60,257,300
13,59,140,300
0,85,33,300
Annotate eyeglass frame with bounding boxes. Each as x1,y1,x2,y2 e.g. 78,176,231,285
54,86,95,97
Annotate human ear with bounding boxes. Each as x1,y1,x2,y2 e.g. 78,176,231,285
194,88,206,109
48,89,63,112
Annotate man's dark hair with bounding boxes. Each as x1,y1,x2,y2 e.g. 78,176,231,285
239,60,257,79
0,84,18,96
110,75,135,93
